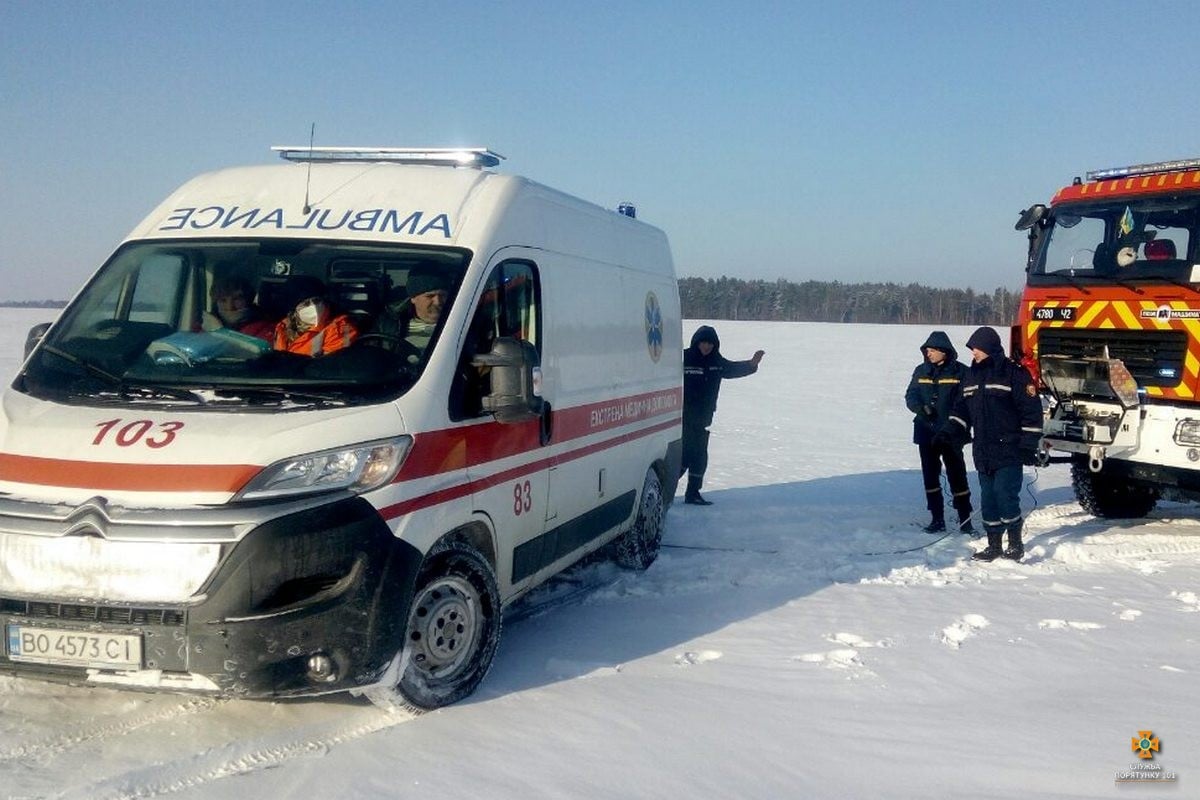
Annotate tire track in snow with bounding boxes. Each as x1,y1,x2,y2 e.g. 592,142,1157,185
59,705,419,800
0,696,226,763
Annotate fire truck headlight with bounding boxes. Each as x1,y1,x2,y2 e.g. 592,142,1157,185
1173,420,1200,447
235,436,412,501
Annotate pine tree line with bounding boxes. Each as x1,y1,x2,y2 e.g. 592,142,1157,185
679,277,1019,325
0,300,67,309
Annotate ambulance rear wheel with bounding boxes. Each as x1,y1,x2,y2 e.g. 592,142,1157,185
393,541,501,710
1070,462,1158,519
614,467,665,570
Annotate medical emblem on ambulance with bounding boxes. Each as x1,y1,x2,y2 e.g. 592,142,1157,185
62,496,112,538
645,292,663,362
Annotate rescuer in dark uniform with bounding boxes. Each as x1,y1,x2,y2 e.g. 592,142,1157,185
904,331,973,533
936,326,1044,562
681,325,764,505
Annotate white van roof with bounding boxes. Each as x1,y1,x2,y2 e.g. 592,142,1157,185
121,146,673,277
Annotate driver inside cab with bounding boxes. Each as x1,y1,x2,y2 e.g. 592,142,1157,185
371,266,451,365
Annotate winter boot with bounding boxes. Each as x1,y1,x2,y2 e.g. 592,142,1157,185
971,525,1004,562
953,496,974,534
1002,519,1025,561
922,512,946,533
684,475,712,506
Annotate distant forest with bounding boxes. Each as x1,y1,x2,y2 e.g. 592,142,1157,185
0,300,66,309
679,277,1020,325
1,278,1021,325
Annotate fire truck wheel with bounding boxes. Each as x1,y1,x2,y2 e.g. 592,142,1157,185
1070,462,1159,519
389,541,502,710
613,467,665,570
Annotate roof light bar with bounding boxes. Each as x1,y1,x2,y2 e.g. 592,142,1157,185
1086,157,1200,182
271,146,505,168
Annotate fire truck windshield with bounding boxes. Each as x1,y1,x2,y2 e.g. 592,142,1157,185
1032,198,1198,285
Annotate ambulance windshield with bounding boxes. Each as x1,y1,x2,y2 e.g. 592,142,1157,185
18,239,469,408
1033,197,1198,284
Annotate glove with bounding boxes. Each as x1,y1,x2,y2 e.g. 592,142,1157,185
1020,448,1041,467
922,404,935,419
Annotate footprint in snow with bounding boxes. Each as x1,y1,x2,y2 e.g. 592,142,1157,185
940,614,989,649
794,633,886,675
825,632,892,649
1038,619,1104,631
674,650,722,667
794,649,863,670
1170,590,1199,612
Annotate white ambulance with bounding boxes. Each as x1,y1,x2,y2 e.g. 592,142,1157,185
0,146,682,708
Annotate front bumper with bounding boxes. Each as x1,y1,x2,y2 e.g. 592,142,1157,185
0,496,422,697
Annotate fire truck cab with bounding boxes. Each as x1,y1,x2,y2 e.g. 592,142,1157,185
1014,157,1200,518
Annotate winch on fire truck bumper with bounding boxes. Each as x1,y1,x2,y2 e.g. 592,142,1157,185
1040,353,1200,487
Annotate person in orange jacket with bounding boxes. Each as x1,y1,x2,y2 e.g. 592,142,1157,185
272,275,358,356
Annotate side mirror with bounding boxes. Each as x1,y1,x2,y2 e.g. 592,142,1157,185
23,322,52,360
472,337,545,423
1015,204,1047,231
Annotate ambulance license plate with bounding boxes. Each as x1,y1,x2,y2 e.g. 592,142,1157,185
6,625,142,670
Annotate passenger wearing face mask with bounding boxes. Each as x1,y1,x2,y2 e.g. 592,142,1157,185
272,275,358,356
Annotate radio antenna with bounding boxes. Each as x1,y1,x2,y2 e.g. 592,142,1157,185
302,123,315,214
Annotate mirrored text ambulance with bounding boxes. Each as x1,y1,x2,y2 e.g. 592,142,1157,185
0,146,682,708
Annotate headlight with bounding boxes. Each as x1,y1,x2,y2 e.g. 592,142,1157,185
235,436,412,501
1174,420,1200,447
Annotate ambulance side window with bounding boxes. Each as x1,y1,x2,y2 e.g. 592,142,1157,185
451,260,541,420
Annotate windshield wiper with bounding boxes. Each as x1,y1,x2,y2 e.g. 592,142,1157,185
1043,269,1092,295
1108,275,1146,295
1145,274,1200,296
40,345,125,387
121,383,208,404
215,385,351,406
39,346,208,404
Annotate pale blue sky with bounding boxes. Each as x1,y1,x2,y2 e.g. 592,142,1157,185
3,1,1199,300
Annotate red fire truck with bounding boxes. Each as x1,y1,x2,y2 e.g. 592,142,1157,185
1013,158,1200,518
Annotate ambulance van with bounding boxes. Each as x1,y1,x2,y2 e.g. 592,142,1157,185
0,146,682,708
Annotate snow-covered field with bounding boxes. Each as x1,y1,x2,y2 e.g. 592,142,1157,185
1,311,1196,799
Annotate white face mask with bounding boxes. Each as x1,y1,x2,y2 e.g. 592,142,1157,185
295,299,324,329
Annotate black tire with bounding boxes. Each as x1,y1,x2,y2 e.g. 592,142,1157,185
613,467,665,570
1071,462,1159,519
391,541,501,710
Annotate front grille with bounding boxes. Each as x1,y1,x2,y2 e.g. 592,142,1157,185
1,598,185,627
1038,328,1188,387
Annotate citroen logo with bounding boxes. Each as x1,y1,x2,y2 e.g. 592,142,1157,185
62,496,112,538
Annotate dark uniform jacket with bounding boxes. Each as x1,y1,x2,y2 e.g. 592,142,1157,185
945,327,1043,473
904,330,968,446
683,325,758,429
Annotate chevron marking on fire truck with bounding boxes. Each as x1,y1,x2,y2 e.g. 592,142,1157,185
1076,300,1107,328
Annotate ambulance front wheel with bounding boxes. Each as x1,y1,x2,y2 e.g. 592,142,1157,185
614,467,665,570
391,541,502,710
